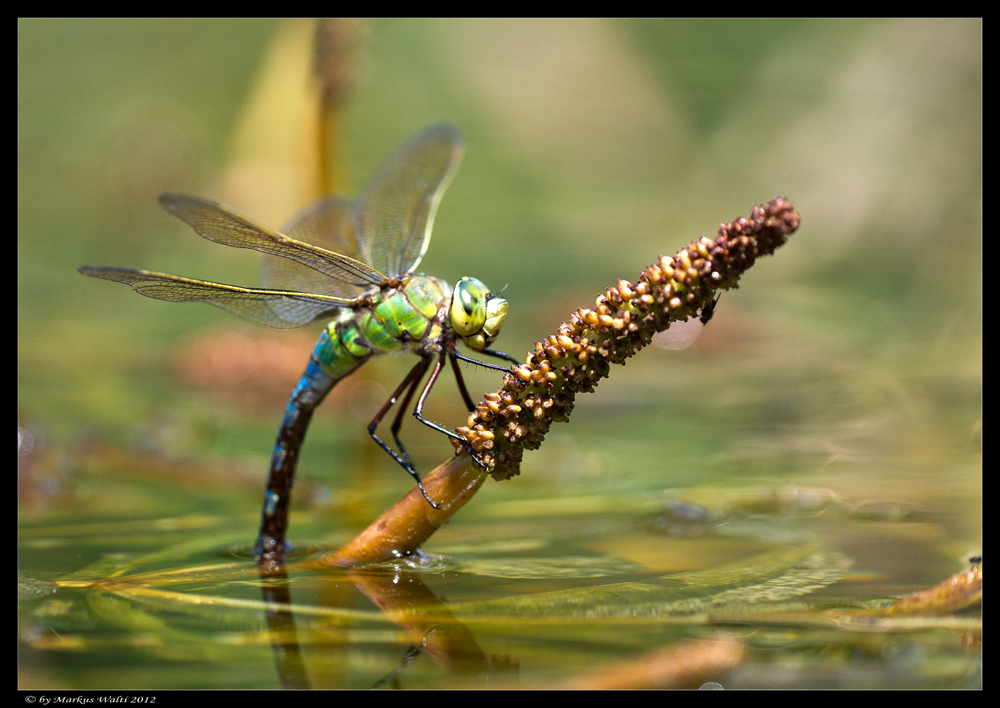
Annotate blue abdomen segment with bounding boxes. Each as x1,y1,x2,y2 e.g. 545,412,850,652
256,341,339,557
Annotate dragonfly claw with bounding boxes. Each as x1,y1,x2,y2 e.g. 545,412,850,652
414,477,442,509
459,440,492,472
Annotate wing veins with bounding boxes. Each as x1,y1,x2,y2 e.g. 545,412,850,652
77,266,355,329
159,193,387,287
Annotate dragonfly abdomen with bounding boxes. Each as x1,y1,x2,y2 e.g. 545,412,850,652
258,356,335,556
314,275,450,380
314,318,378,381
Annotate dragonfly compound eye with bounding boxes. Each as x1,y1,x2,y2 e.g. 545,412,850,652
451,277,489,337
451,277,508,351
481,296,508,344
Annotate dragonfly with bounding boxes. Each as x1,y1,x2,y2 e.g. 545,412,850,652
77,124,518,560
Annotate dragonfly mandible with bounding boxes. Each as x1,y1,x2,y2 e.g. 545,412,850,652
77,124,518,559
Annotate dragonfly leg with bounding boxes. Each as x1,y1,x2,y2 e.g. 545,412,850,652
397,347,501,502
449,342,519,412
372,346,518,508
445,343,521,469
414,351,498,472
480,347,521,366
451,348,518,372
367,357,441,508
449,351,477,412
388,362,425,468
414,350,491,446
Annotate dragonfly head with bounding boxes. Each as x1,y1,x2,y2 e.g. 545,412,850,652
451,277,508,351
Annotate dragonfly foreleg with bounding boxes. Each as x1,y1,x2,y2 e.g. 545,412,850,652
448,344,516,410
451,348,518,372
449,352,477,412
445,344,518,470
480,347,520,366
413,348,495,472
448,345,518,416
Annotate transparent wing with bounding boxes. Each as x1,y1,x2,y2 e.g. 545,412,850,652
159,193,387,289
77,266,354,329
353,123,464,278
261,196,366,304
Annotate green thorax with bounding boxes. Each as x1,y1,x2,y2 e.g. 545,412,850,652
313,274,451,381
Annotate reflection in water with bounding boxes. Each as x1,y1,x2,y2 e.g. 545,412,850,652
259,565,310,689
19,509,981,689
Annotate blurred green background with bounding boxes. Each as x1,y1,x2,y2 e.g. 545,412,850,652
19,18,980,552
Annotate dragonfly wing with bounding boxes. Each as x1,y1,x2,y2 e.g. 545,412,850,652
261,196,365,299
159,193,387,288
353,124,464,278
77,266,353,329
282,195,362,259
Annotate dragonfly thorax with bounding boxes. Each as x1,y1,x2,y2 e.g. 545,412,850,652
450,276,508,352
